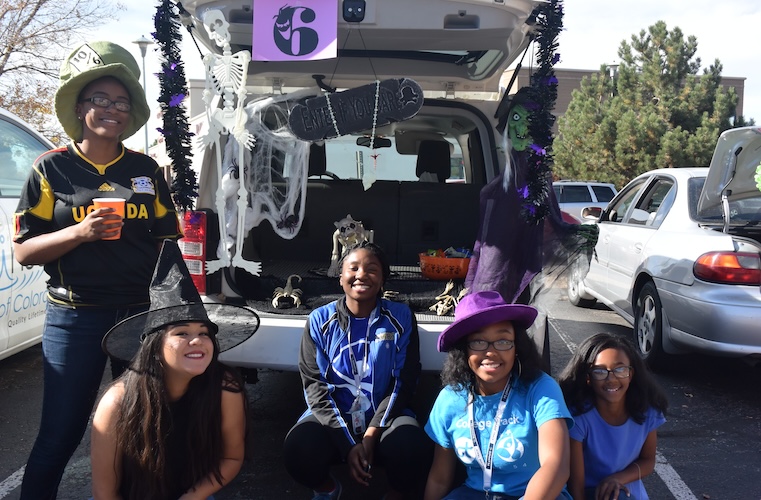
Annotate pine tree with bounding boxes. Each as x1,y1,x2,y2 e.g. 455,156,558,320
554,21,753,187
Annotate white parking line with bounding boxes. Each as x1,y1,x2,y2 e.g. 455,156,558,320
551,317,578,353
655,451,698,500
0,466,23,498
549,318,698,500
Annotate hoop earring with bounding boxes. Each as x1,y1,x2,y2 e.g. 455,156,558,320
514,356,522,379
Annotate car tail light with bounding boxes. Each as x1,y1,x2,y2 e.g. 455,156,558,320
693,252,761,285
179,211,207,294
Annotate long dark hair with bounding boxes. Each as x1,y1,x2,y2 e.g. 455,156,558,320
557,332,668,424
440,321,544,393
113,326,248,499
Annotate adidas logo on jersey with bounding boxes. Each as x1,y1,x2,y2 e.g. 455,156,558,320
98,183,115,191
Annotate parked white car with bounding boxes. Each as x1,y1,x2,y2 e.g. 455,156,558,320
0,108,52,361
568,126,761,366
552,180,617,221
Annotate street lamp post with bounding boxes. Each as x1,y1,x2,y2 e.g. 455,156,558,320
133,35,153,154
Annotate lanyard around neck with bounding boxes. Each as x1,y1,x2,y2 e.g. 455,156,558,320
468,374,513,492
347,315,372,395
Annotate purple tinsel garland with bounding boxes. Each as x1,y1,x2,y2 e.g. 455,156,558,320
518,0,564,224
153,0,198,212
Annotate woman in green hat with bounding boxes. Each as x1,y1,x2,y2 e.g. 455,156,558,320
12,40,182,499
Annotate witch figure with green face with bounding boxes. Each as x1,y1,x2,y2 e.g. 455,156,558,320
507,95,532,154
464,87,546,304
464,86,584,311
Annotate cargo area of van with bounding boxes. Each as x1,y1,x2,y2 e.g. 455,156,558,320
174,0,558,371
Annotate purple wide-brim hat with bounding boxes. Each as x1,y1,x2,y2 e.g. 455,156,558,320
437,291,538,352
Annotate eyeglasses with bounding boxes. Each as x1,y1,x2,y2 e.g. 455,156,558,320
589,366,632,380
79,96,131,113
467,339,515,351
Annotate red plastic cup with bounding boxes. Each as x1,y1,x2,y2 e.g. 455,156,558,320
92,197,126,240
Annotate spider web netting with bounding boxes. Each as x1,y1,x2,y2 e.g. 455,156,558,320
219,94,310,255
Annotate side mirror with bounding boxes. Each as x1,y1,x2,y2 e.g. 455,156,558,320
582,206,603,220
356,136,392,149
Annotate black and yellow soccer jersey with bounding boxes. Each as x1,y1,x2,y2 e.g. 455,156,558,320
13,144,183,307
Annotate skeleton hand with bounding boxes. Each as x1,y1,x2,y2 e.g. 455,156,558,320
232,255,262,276
232,125,255,150
198,118,224,149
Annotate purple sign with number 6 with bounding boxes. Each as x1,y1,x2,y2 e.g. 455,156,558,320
253,0,337,61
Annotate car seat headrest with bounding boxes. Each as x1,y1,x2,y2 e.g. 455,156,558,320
415,140,451,183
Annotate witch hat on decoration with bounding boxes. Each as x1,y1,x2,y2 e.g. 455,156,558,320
102,240,260,362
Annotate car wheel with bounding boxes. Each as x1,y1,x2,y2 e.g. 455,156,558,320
635,282,666,367
567,258,596,308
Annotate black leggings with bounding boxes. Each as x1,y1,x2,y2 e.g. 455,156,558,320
283,414,432,493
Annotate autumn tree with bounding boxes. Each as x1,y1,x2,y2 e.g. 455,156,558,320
553,21,753,188
0,0,123,143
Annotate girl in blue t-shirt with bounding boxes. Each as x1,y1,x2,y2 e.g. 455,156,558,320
424,291,573,500
557,333,669,500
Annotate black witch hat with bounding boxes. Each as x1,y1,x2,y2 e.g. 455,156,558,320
102,240,259,362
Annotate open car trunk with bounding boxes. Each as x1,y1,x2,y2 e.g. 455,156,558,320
180,0,551,371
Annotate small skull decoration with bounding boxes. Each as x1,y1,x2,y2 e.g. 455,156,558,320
327,214,373,277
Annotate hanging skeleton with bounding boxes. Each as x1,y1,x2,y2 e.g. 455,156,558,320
198,10,261,277
221,92,309,242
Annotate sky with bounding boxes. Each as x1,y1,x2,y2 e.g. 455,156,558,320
87,0,761,152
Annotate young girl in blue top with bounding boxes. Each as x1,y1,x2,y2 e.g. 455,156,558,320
557,333,669,500
424,291,573,500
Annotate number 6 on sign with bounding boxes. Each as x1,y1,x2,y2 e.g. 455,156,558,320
252,0,337,61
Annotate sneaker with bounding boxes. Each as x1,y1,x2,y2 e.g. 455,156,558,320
312,476,342,500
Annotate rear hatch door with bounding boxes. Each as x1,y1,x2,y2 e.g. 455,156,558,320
698,126,761,219
182,0,540,94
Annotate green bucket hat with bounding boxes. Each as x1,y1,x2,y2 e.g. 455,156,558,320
55,41,150,142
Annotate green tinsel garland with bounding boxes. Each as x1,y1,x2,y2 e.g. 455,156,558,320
154,0,198,212
520,0,563,225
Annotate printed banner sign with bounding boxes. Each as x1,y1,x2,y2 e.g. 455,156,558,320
252,0,337,61
288,79,425,141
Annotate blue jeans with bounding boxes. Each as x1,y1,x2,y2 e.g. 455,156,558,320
444,485,572,500
21,301,147,500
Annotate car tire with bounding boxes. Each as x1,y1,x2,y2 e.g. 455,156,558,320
635,281,666,368
567,258,596,308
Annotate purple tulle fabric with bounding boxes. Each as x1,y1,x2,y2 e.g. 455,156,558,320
465,153,597,306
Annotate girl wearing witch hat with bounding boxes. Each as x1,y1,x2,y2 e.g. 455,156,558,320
424,291,572,500
13,40,183,499
91,240,259,500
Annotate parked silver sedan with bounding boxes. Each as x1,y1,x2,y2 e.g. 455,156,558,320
568,127,761,366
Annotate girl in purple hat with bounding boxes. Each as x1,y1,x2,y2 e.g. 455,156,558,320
424,290,573,500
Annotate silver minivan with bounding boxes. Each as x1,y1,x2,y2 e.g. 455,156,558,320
181,0,546,372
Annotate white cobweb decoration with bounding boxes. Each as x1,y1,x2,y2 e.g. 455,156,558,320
219,93,310,255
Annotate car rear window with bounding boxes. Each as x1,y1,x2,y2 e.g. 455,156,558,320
557,185,593,203
689,177,761,223
324,136,464,182
0,114,50,198
592,185,616,202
